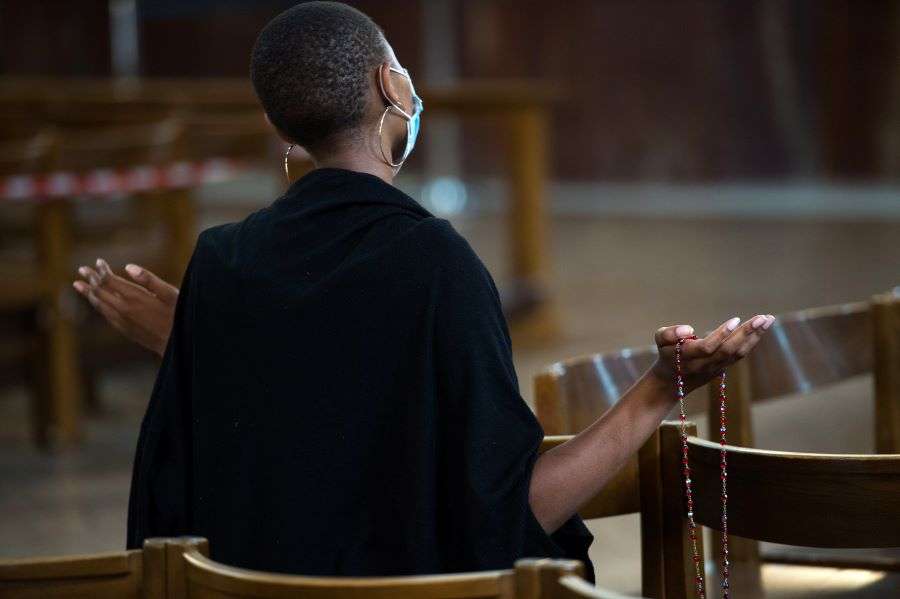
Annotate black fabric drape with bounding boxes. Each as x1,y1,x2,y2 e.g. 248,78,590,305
127,168,594,580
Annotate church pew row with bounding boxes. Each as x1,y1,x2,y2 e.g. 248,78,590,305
535,293,900,594
0,537,641,599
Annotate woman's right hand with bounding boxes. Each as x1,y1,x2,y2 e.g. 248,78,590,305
73,260,179,357
650,314,775,396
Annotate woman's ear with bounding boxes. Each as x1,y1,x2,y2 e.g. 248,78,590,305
377,62,401,109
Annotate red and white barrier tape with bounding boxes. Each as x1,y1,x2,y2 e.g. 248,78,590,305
1,159,247,201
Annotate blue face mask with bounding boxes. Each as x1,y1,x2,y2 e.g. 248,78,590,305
380,66,424,167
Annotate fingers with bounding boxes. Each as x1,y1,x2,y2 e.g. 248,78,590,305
72,280,91,297
95,258,113,283
683,316,741,360
92,259,154,301
89,283,129,313
683,314,774,373
73,281,126,330
77,265,102,287
125,264,178,304
655,324,695,347
716,314,774,363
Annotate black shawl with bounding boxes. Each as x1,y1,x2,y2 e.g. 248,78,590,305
126,167,594,580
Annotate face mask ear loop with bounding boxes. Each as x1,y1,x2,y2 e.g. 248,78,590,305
377,64,412,169
378,64,413,118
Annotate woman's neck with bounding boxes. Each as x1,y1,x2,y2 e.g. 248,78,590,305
314,147,396,185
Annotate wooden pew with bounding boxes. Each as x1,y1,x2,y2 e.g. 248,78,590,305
1,110,206,445
1,534,639,599
534,293,900,592
0,536,206,599
534,296,898,449
0,130,74,446
647,421,900,599
1,541,633,599
175,547,593,599
872,290,900,454
701,295,899,581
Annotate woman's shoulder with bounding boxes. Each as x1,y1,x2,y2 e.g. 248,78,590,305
192,205,276,272
406,217,484,268
404,217,497,292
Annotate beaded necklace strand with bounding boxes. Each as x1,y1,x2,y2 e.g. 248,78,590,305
675,336,730,599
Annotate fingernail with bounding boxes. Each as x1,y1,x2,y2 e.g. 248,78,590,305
725,317,740,331
126,264,142,278
762,316,775,330
675,325,694,337
752,315,767,329
72,281,82,291
97,258,112,275
78,266,89,277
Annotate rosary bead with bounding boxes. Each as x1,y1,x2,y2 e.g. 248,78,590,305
675,339,729,599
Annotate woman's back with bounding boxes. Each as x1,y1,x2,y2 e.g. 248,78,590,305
126,168,594,577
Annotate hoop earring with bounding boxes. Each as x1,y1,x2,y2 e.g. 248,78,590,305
283,144,295,182
377,107,403,169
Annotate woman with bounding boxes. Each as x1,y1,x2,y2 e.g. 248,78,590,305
74,1,774,580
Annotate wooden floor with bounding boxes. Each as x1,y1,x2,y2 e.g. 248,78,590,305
1,210,898,597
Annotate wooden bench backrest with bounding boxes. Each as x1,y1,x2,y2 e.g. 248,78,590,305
652,421,900,599
181,551,569,599
536,299,882,438
0,549,146,599
534,348,657,521
0,537,206,599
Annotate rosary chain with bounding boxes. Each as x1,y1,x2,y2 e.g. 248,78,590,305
675,337,730,599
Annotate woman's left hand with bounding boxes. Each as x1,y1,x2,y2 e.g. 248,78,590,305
650,314,775,395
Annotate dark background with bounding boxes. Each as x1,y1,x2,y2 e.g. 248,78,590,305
2,0,898,182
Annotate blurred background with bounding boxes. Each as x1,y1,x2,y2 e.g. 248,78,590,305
1,1,898,597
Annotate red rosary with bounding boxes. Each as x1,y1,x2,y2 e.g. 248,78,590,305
675,336,730,599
